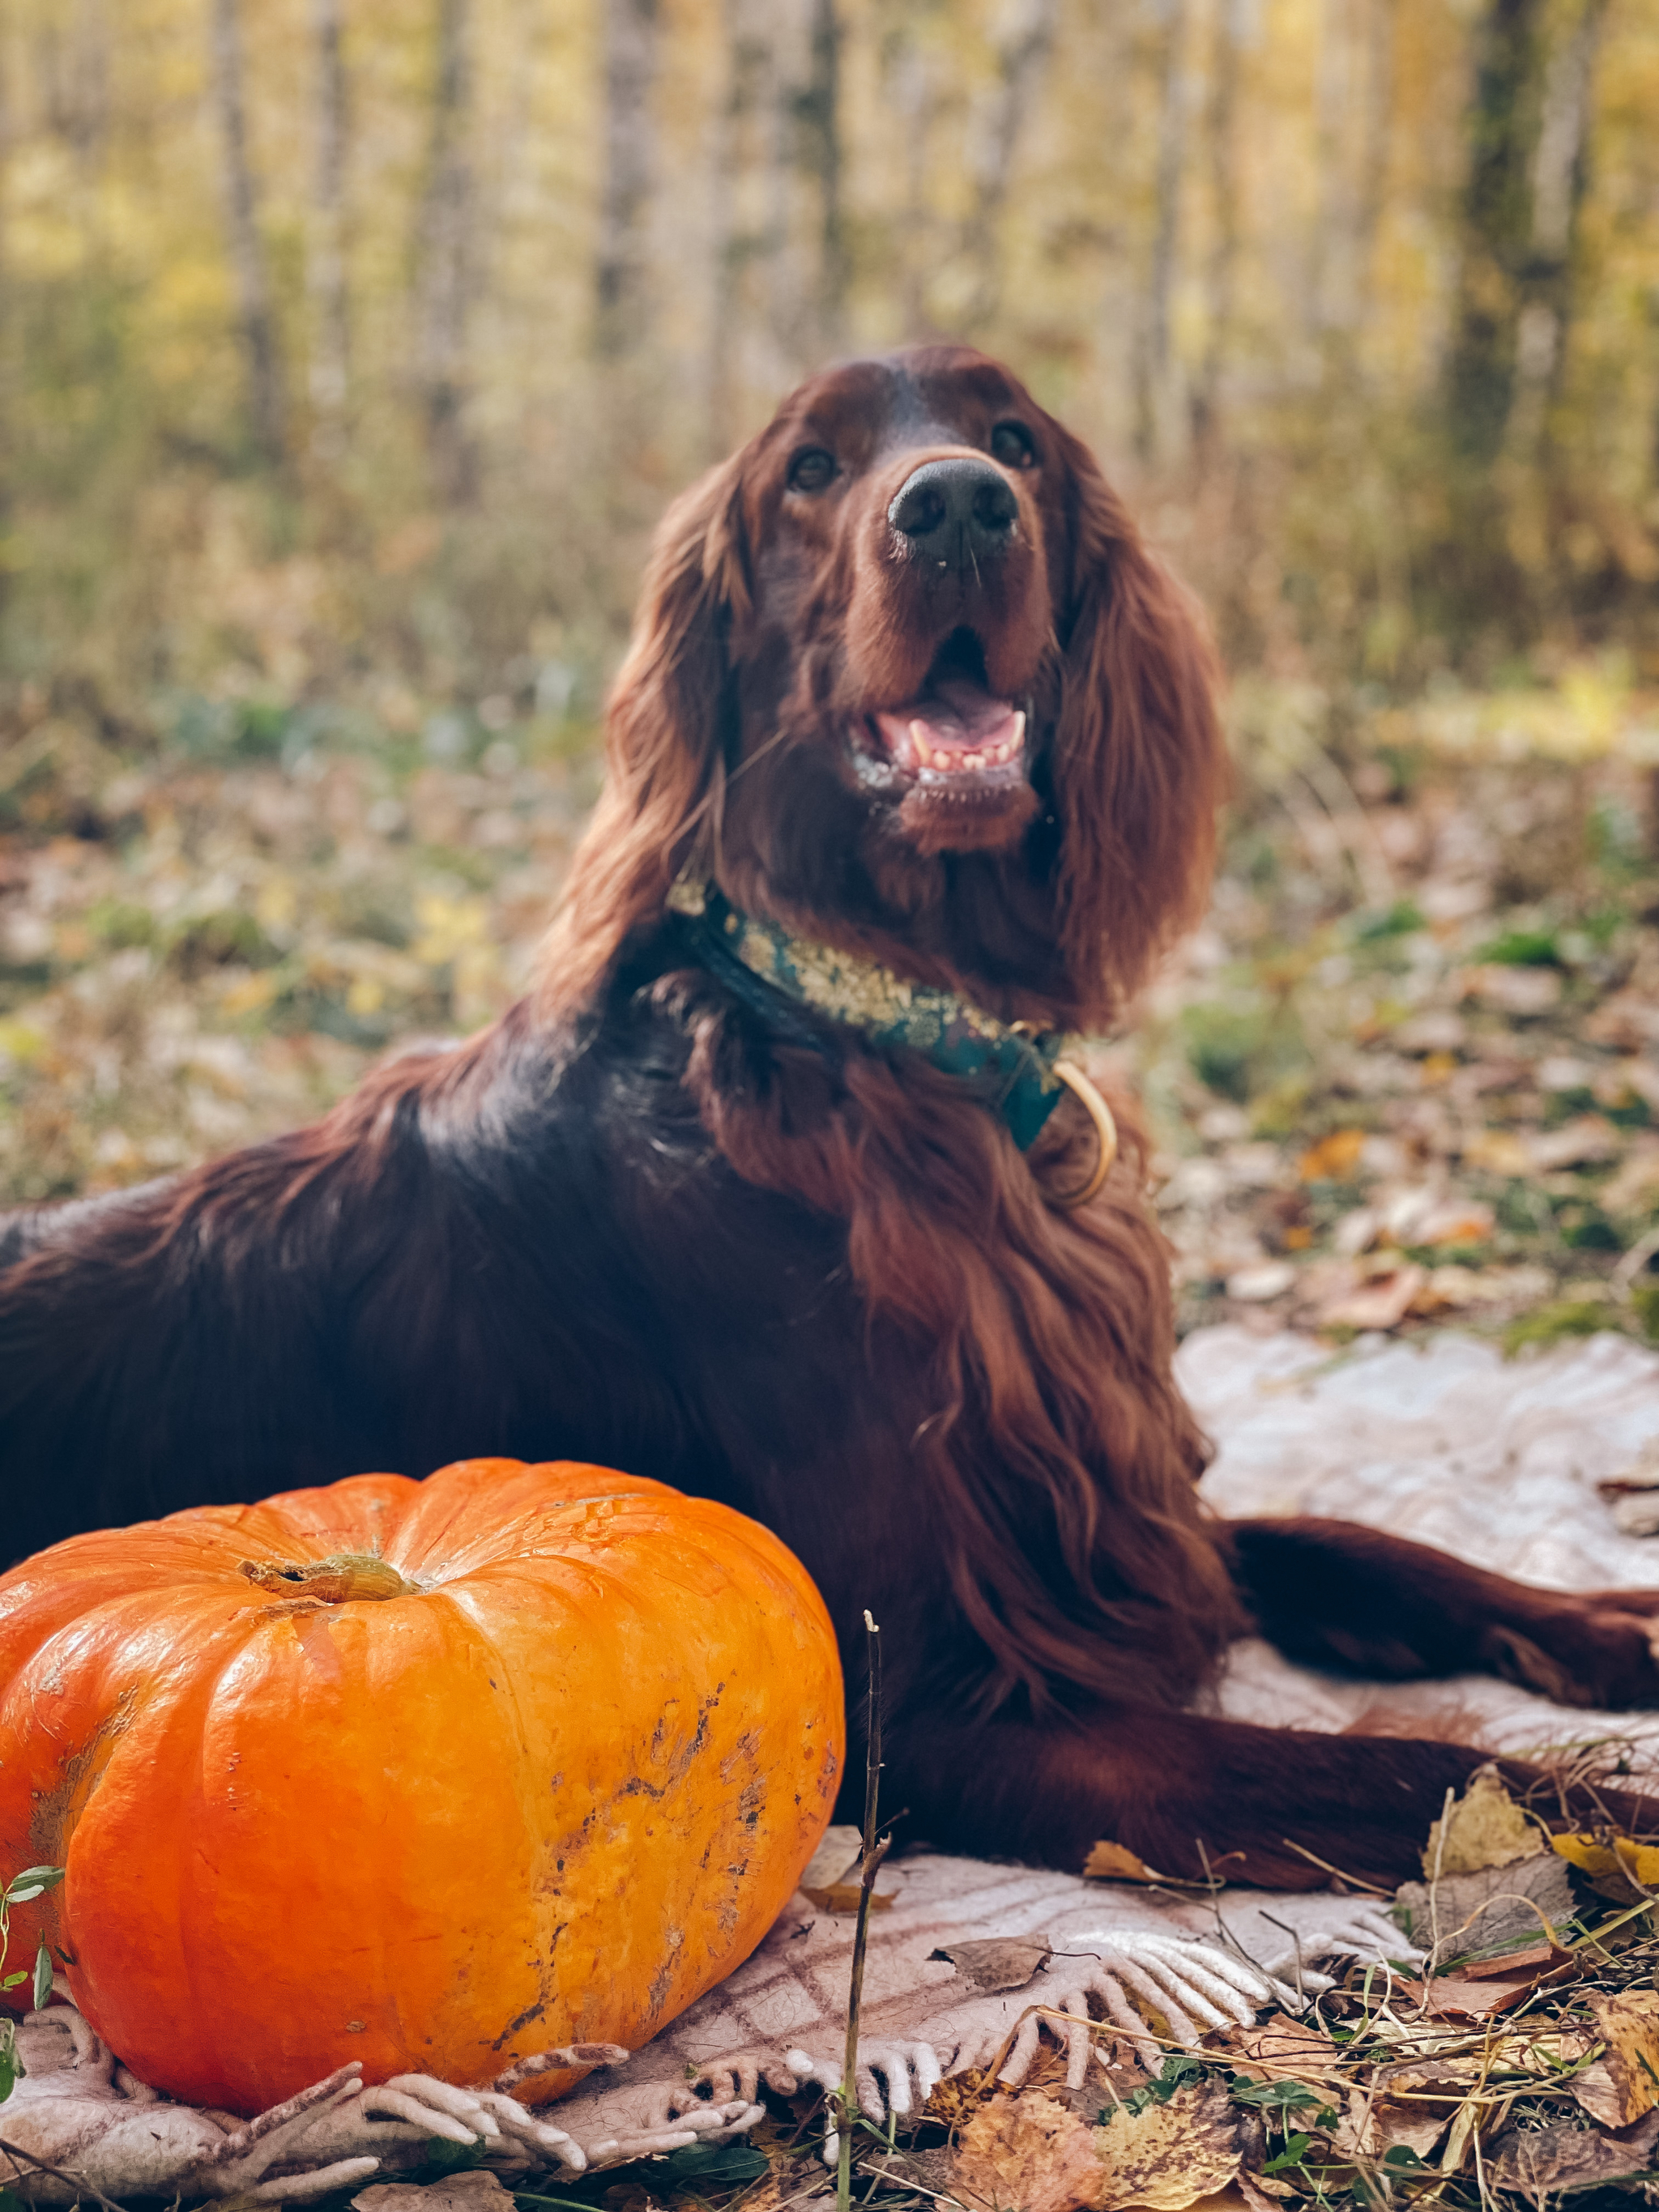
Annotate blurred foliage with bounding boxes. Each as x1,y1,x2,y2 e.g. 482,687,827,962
2,0,1659,1355
0,0,1657,757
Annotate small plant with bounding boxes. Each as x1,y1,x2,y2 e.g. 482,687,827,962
0,1865,65,2103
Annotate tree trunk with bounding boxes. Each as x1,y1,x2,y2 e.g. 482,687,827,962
878,18,939,342
1132,0,1189,464
209,0,288,471
961,0,1062,330
1444,0,1550,462
308,0,351,450
1354,0,1396,329
1190,0,1242,453
412,0,477,504
800,0,846,357
1504,0,1610,462
595,0,660,360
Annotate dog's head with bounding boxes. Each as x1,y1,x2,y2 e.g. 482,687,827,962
547,346,1226,1029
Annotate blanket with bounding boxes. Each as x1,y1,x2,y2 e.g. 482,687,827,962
8,1325,1658,2197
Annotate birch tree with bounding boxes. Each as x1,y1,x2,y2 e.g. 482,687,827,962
960,0,1061,330
596,0,660,360
309,0,351,451
412,0,477,503
210,0,288,471
1133,0,1190,462
1444,0,1550,462
1505,0,1611,461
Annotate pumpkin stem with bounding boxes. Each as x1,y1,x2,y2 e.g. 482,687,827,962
237,1554,418,1604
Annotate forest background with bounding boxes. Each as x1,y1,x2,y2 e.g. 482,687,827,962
2,0,1659,1345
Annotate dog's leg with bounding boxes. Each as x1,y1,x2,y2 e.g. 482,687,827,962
1228,1516,1659,1710
889,1703,1651,1889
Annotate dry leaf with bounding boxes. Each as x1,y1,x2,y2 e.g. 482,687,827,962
798,1822,894,1912
1461,1128,1535,1175
1085,1839,1163,1883
1227,2015,1339,2089
1529,1114,1623,1170
1421,1764,1543,1876
1317,1264,1425,1331
1490,2111,1659,2193
1394,1848,1574,1949
801,1881,894,1914
1092,2084,1244,2211
354,2177,513,2212
952,2091,1108,2212
1298,1128,1366,1182
1456,1939,1569,1981
1336,2089,1448,2163
1402,1969,1560,2019
1570,1990,1659,2129
1553,1830,1659,1903
929,1934,1053,1993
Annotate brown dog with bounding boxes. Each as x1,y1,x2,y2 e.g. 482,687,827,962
4,346,1656,1886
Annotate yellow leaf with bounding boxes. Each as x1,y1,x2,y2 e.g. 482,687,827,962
1094,2084,1244,2211
1422,1766,1543,1877
953,2091,1108,2212
1084,1839,1161,1883
1463,1129,1533,1177
1572,1991,1659,2129
1298,1127,1366,1182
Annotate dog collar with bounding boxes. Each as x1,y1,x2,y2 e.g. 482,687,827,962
668,880,1070,1152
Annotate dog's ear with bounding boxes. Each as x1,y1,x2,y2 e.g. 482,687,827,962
539,454,753,1015
1045,423,1227,1024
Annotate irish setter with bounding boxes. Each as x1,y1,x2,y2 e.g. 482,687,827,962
3,346,1657,1890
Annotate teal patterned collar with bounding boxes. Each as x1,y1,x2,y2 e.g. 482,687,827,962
668,881,1071,1151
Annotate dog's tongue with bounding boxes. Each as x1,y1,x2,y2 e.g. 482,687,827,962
874,680,1026,774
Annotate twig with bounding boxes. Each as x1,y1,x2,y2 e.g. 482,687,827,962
838,1610,889,2212
1276,1838,1395,1897
0,2136,130,2212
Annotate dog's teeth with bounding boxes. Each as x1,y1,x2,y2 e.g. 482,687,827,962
963,752,983,771
1012,710,1026,748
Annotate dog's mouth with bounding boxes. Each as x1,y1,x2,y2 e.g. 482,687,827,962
852,631,1028,795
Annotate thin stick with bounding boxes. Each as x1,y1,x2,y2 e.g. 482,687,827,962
838,1611,889,2212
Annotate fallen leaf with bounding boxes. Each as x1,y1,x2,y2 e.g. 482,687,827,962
929,1934,1054,1993
1226,1261,1296,1302
1422,1764,1543,1876
1571,1990,1659,2129
1461,1128,1534,1176
1394,1848,1575,1950
1093,2083,1244,2210
1490,2110,1659,2193
1412,1199,1495,1246
1402,1967,1567,2019
1460,964,1563,1016
354,2176,512,2212
1227,2015,1339,2089
1317,1263,1426,1331
1529,1114,1623,1170
952,2091,1108,2212
1298,1128,1366,1182
798,1824,895,1912
1085,1840,1163,1883
1552,1829,1659,1902
801,1881,894,1914
1455,1939,1571,1980
1336,2089,1448,2163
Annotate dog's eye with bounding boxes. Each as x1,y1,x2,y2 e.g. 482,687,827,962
787,447,837,494
990,421,1037,470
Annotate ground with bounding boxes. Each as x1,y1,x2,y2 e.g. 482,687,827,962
2,689,1658,1355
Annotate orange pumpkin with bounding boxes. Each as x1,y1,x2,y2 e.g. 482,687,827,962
0,1459,842,2113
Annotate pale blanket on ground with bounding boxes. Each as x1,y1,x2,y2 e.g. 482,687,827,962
9,1327,1659,2196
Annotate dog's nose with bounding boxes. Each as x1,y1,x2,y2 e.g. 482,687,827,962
888,458,1019,565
